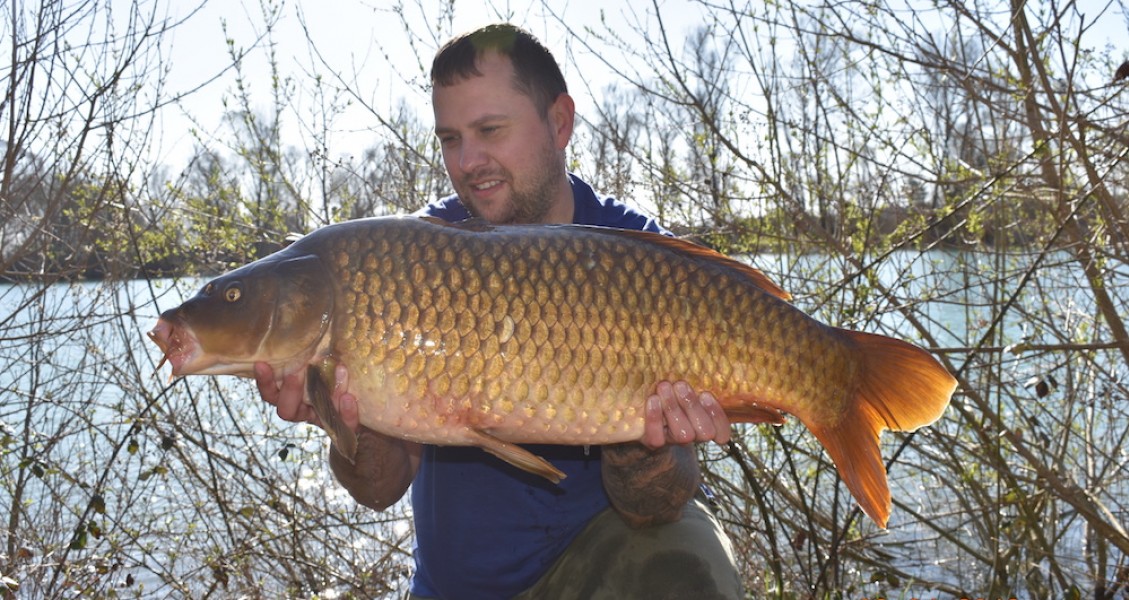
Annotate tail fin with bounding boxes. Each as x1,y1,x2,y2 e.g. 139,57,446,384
808,330,957,528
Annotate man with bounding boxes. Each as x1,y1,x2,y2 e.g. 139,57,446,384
255,23,742,599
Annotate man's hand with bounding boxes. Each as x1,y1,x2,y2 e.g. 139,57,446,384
254,361,417,510
253,362,360,433
602,380,730,528
641,380,731,449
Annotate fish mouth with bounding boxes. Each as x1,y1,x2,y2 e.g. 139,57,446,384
148,318,203,377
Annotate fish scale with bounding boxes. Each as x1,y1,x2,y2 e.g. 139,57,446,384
342,225,679,439
148,215,956,528
324,219,852,462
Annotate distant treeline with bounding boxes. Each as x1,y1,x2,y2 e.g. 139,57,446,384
0,155,1066,283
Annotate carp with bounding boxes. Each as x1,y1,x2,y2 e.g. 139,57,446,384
148,216,956,527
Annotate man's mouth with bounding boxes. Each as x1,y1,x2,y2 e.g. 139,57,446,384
472,179,503,191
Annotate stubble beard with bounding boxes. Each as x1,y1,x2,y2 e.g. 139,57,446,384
459,146,564,225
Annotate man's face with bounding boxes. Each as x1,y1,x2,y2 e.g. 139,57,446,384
432,51,571,224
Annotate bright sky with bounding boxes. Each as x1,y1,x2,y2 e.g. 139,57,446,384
154,0,703,168
150,0,1126,170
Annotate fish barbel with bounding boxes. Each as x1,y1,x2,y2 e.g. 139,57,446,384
148,216,956,527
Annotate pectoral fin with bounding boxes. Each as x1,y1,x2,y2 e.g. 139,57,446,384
467,428,567,483
306,364,358,464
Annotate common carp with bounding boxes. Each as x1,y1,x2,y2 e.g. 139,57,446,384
148,216,956,527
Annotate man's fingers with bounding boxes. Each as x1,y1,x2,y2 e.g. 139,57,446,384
672,380,716,442
642,395,666,449
664,380,733,446
660,383,694,445
274,370,309,423
699,391,730,445
337,392,361,432
330,364,362,431
254,362,278,404
334,363,349,395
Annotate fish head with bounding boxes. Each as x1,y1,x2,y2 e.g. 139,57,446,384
149,254,334,378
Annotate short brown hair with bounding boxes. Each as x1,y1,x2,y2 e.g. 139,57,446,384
431,23,568,117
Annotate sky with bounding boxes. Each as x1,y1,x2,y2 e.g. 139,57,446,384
151,0,702,168
146,0,1126,170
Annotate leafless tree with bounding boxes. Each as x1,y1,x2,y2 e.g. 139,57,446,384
566,0,1129,596
6,0,1129,597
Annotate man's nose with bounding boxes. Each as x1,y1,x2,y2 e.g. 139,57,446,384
458,138,488,173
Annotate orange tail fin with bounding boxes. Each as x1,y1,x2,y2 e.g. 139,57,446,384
807,330,957,528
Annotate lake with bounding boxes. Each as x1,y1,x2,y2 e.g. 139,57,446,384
2,249,1126,598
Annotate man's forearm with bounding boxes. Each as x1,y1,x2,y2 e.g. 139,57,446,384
601,442,701,528
328,427,419,511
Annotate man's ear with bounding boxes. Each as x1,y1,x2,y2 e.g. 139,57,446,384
548,92,575,150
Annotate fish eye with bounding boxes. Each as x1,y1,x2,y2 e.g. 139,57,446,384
224,284,242,303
